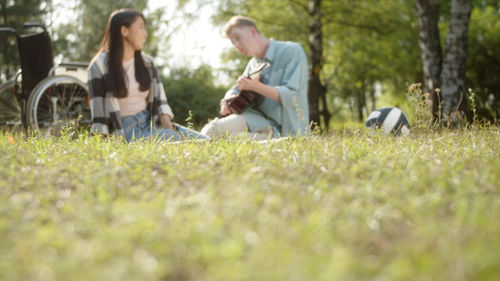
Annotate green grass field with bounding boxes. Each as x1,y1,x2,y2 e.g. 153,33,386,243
1,127,499,281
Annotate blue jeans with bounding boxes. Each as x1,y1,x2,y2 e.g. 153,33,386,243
121,110,208,142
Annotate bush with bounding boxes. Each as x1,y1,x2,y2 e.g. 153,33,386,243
162,64,227,128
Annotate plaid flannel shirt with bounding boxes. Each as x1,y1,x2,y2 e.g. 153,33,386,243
87,52,174,136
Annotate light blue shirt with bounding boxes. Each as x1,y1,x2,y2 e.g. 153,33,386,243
225,39,309,136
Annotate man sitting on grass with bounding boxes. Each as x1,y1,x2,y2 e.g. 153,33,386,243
201,16,309,140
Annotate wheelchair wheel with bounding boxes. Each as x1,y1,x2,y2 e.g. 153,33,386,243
0,80,22,127
26,75,91,130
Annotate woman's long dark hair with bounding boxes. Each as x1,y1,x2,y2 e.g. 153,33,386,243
98,9,151,98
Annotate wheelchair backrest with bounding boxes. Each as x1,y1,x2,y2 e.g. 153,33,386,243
17,31,54,97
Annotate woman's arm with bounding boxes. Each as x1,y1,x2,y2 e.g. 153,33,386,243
148,58,174,119
87,56,110,135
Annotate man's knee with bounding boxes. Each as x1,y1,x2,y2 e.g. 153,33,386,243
201,118,230,137
201,118,219,136
201,115,247,137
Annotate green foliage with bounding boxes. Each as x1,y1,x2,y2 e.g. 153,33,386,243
53,0,150,61
213,0,310,81
325,0,422,120
212,0,500,124
0,0,52,82
163,64,225,127
213,0,423,123
0,127,499,280
465,5,500,121
3,0,500,127
406,83,435,129
218,48,248,82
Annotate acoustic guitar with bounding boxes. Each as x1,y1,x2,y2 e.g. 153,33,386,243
225,61,270,115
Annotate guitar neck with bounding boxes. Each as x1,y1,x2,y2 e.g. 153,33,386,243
246,62,270,79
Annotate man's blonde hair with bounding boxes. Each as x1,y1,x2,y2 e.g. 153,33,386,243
223,15,259,37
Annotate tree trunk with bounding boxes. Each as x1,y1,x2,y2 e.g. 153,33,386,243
415,0,442,123
440,0,472,120
369,83,376,112
1,0,9,80
308,0,329,128
1,0,6,25
356,91,364,121
356,84,366,122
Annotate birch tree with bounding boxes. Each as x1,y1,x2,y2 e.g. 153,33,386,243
440,0,472,120
416,0,472,123
416,0,442,122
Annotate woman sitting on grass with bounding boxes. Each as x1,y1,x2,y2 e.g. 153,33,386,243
87,9,206,142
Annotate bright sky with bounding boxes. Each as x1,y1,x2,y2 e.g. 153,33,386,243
148,0,232,70
52,0,232,71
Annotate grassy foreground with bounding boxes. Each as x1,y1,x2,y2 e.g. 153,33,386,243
0,127,499,281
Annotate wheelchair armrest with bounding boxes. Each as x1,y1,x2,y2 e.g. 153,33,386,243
49,62,89,76
0,27,17,35
58,62,89,69
48,62,89,83
23,22,47,32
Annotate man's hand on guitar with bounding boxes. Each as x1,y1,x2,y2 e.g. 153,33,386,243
220,96,237,116
237,74,260,92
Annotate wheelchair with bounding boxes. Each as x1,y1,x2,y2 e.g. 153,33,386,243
0,22,90,131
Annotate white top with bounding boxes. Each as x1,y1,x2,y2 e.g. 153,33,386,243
118,58,149,117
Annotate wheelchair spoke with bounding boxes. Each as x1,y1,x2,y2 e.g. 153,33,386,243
29,75,91,130
37,93,56,127
0,80,22,127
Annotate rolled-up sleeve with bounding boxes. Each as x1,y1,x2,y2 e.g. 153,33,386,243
272,43,309,136
276,45,308,109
